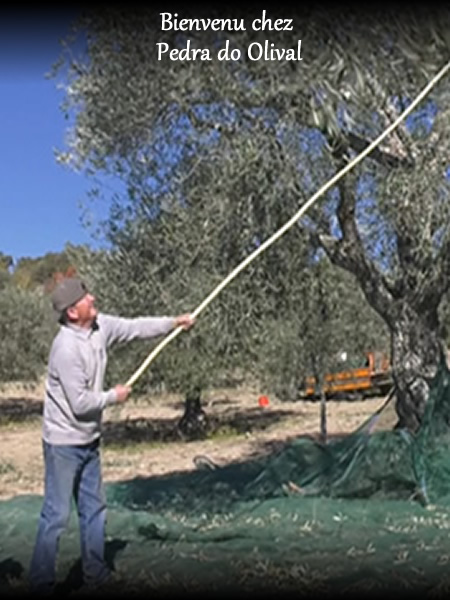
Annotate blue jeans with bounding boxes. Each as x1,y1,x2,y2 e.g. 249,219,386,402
29,439,110,592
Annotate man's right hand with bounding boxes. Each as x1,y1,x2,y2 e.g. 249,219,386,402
114,384,132,403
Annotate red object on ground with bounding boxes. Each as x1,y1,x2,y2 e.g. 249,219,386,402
258,395,270,407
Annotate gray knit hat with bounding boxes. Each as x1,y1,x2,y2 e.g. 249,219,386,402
51,278,88,314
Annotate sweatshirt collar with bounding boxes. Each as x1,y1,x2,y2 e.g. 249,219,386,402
65,317,99,338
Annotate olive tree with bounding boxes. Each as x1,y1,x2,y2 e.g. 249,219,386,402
55,5,450,430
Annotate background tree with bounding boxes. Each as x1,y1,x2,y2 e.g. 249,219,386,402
0,253,13,272
55,5,450,430
0,285,56,382
12,250,74,291
0,252,13,291
258,255,389,441
0,248,78,384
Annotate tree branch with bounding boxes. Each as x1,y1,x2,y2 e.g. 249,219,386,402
346,132,415,169
313,148,396,324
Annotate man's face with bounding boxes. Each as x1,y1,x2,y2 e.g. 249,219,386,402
67,293,98,328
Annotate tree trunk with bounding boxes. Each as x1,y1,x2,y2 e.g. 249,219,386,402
177,386,208,439
319,389,327,444
319,208,446,433
390,305,444,432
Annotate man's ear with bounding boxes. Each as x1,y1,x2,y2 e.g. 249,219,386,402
66,306,78,321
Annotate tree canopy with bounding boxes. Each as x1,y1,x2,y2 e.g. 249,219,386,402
54,5,450,429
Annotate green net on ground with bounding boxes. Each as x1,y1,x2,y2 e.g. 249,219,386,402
109,357,450,509
2,362,450,597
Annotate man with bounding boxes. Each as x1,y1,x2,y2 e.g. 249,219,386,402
29,277,195,593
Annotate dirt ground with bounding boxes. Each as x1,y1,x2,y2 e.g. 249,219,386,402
0,381,396,501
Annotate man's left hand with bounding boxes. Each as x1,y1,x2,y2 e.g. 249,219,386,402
174,313,196,330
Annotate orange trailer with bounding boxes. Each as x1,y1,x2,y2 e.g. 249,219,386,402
301,351,392,399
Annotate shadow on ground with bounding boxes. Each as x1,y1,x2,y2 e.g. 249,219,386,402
54,538,128,595
0,397,42,425
0,557,23,582
102,404,300,446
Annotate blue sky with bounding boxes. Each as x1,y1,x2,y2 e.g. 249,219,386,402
0,9,107,265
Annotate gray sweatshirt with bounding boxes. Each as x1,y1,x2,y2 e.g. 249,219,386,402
43,312,175,445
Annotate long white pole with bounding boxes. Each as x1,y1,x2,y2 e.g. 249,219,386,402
126,60,450,388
